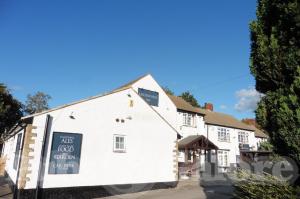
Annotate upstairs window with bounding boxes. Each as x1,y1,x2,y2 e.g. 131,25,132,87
114,135,126,152
183,113,195,126
138,88,159,106
218,128,230,142
238,132,249,144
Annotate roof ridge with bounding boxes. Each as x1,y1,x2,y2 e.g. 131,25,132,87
21,74,151,119
112,74,150,92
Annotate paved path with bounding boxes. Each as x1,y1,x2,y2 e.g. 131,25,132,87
98,180,233,199
0,175,13,199
0,176,233,199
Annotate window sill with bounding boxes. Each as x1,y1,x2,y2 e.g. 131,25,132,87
113,150,126,153
182,125,197,128
218,166,230,168
217,140,231,143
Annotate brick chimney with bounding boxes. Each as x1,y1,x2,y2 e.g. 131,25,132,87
204,103,213,111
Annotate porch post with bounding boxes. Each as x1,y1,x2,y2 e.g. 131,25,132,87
215,149,218,174
185,147,188,163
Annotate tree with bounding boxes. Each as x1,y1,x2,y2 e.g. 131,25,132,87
250,0,300,177
180,91,200,107
0,83,23,138
162,86,174,95
259,141,274,151
25,91,51,114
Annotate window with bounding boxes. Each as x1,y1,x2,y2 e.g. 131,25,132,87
183,113,195,126
217,128,230,142
218,150,229,167
238,132,249,144
13,134,22,170
114,135,126,152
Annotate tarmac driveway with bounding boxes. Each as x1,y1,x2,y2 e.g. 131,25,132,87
0,176,233,199
99,180,233,199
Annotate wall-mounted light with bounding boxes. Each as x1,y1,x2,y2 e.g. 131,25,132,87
69,112,75,119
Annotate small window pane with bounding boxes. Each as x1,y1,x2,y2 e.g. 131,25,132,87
114,135,126,152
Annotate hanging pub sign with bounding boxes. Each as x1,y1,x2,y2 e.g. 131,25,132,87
138,88,159,106
48,132,82,174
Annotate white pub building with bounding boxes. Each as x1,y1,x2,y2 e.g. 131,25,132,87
1,74,267,198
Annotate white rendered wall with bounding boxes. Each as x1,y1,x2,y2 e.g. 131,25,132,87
205,124,256,166
131,75,177,129
25,88,177,189
3,130,24,183
175,111,206,138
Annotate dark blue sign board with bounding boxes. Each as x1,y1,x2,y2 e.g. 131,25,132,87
138,88,159,106
48,132,82,174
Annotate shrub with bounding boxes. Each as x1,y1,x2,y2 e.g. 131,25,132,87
259,141,274,151
233,170,299,199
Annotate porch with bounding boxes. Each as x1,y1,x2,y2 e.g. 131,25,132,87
178,135,219,179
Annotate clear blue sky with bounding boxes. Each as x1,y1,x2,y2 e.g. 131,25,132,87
0,0,259,119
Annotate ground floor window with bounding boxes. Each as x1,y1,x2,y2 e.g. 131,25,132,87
114,135,126,152
218,150,229,167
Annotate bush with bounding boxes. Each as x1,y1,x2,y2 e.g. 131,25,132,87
259,141,274,151
233,170,299,199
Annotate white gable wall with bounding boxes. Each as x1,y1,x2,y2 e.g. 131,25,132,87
131,75,178,129
24,88,177,189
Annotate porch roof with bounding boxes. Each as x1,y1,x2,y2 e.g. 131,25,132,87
178,135,218,150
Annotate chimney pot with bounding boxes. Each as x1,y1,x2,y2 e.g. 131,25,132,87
205,103,213,111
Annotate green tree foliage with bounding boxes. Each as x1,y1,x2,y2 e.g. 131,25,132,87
259,141,274,151
233,170,299,199
25,91,51,114
180,91,200,107
250,0,300,166
162,86,174,95
0,83,23,138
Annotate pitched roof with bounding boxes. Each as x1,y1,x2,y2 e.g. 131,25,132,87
167,94,205,115
167,94,254,131
22,86,131,119
199,109,255,131
253,126,269,138
178,135,218,150
22,74,150,120
112,74,150,92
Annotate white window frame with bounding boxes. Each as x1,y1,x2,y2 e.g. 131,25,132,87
218,150,229,167
113,135,126,152
238,132,249,144
182,112,195,127
217,128,230,142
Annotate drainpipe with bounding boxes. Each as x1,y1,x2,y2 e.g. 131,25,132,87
35,114,52,199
